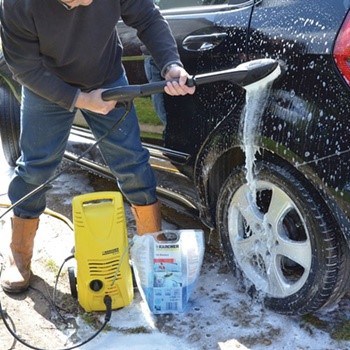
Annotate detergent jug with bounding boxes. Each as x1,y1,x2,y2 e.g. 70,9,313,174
131,229,204,314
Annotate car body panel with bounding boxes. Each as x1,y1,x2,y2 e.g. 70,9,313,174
193,1,350,237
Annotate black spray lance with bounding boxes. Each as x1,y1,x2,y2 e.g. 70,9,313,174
102,58,281,102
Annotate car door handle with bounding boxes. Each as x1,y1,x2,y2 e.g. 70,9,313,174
182,33,228,51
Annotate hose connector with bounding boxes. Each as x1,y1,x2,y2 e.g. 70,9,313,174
104,295,112,322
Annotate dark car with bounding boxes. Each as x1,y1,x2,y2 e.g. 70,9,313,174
1,0,350,316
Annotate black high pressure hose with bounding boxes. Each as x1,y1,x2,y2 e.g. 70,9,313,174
0,106,130,221
0,292,112,350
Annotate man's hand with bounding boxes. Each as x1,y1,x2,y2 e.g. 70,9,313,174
164,66,196,96
75,89,116,115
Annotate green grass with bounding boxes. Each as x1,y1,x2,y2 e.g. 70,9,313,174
134,97,162,125
302,313,350,341
302,314,328,331
331,321,350,341
45,259,59,274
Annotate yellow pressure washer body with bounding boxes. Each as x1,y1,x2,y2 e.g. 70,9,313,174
69,191,133,312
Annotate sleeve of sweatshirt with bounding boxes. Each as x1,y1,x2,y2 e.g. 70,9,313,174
120,0,183,76
0,3,79,111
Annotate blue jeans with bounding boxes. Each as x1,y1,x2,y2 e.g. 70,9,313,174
9,74,157,218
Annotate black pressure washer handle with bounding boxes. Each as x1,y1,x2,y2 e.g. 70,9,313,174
101,58,279,102
102,80,179,102
101,69,245,102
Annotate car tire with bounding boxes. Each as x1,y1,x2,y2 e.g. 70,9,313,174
0,85,20,167
216,160,349,315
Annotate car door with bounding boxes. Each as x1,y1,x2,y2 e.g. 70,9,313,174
118,0,257,176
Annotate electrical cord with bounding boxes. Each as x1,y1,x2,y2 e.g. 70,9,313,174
29,285,68,325
0,241,113,350
0,204,116,349
52,254,78,325
0,292,17,349
0,219,116,350
0,294,112,350
0,209,113,350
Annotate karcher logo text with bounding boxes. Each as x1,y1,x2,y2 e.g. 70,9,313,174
157,244,179,249
102,248,119,255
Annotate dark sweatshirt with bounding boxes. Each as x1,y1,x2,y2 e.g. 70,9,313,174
0,0,182,110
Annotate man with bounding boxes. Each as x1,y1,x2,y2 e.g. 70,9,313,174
0,0,195,293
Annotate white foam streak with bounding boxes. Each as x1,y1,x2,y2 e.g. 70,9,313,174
242,65,280,200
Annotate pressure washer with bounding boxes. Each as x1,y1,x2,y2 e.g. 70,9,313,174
0,58,282,350
69,191,133,312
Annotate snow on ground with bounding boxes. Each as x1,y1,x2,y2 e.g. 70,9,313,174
1,147,350,350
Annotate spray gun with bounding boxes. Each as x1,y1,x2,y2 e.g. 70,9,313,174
102,58,281,102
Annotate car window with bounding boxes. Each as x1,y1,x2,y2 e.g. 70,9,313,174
155,0,229,10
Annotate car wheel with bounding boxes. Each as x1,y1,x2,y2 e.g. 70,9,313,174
216,161,348,315
0,85,20,166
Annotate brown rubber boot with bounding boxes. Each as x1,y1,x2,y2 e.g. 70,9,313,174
131,200,162,235
1,216,39,293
